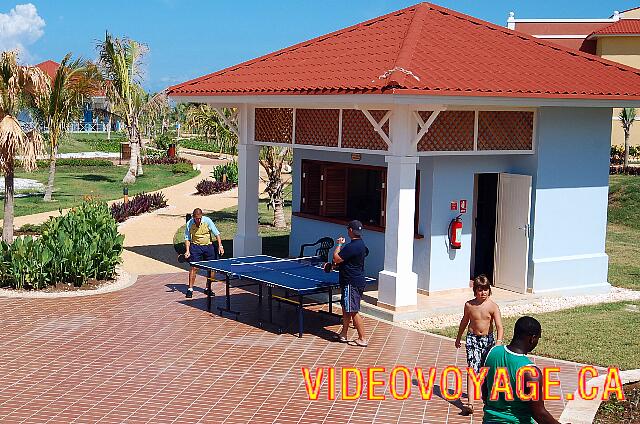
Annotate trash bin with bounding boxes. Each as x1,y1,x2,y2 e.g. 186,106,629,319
168,144,176,158
120,142,131,164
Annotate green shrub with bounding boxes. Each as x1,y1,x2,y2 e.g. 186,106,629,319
0,202,124,289
142,156,191,165
16,223,44,234
179,137,237,155
154,133,175,150
612,145,640,165
211,160,238,184
172,162,193,174
35,158,114,167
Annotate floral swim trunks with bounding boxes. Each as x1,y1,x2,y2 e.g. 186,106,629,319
466,332,495,372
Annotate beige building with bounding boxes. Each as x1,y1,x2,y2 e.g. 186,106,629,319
509,7,640,147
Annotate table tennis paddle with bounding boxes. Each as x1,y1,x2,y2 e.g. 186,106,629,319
177,254,187,263
323,262,333,273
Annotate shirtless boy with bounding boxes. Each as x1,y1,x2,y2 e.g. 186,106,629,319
455,275,504,415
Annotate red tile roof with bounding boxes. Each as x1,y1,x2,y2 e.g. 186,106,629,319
168,2,640,100
35,60,59,79
590,19,640,36
35,59,106,97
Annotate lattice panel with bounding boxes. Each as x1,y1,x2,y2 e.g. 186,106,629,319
478,111,534,151
416,111,433,134
341,109,389,151
295,109,339,147
255,108,293,143
417,111,475,151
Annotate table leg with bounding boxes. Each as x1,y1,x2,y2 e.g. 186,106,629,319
298,294,304,338
268,286,273,324
258,284,263,305
217,274,240,319
207,270,213,312
329,286,332,314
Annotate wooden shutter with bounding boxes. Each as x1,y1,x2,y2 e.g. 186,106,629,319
322,165,347,217
301,161,322,215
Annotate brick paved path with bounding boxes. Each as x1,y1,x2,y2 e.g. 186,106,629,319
0,273,581,423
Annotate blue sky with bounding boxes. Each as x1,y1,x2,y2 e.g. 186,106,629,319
1,1,637,92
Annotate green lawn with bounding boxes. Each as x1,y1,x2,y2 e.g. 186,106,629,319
54,133,125,154
426,175,640,369
431,301,640,370
3,165,198,219
606,175,640,290
174,188,292,258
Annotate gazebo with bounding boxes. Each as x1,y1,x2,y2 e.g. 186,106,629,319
169,2,640,313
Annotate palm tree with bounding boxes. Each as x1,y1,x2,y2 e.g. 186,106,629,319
0,51,49,243
260,146,291,229
186,104,236,155
33,54,102,201
96,32,147,184
619,108,637,171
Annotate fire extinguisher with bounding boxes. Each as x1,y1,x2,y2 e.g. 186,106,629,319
448,215,463,249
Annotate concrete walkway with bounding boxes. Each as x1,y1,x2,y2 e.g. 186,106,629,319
119,152,237,275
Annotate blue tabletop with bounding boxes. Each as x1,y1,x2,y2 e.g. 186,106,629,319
192,255,340,293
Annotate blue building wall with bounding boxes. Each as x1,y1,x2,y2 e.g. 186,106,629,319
528,107,611,294
288,106,611,295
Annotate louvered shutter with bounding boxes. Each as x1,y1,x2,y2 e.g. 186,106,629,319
301,161,322,215
322,166,347,217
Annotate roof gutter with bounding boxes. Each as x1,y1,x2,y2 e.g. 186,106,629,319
168,93,640,108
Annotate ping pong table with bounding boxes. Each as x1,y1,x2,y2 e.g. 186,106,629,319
191,255,373,338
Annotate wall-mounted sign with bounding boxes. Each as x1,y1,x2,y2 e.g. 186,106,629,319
450,201,458,211
351,153,361,161
459,199,467,214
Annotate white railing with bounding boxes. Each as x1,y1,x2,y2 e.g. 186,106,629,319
67,122,108,132
18,121,109,133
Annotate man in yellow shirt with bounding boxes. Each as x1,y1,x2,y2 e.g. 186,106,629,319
184,208,224,298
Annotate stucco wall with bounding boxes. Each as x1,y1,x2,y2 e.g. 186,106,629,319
529,107,611,294
597,37,640,68
288,107,611,296
418,154,537,293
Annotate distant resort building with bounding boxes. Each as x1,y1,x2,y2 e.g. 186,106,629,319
19,60,121,133
508,6,640,147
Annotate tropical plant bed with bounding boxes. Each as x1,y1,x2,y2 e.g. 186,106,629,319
610,165,640,175
0,202,123,290
1,277,112,293
594,381,640,423
195,180,235,195
111,192,168,222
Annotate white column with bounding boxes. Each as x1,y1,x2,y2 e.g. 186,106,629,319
378,156,419,309
233,105,262,256
377,105,418,310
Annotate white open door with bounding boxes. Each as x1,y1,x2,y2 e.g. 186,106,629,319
494,173,532,293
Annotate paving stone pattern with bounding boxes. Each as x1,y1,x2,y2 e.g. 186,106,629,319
0,273,581,423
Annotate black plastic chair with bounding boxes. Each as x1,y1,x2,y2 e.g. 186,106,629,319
298,237,334,262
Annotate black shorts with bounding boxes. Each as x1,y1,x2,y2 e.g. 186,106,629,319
341,284,364,313
188,243,217,263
